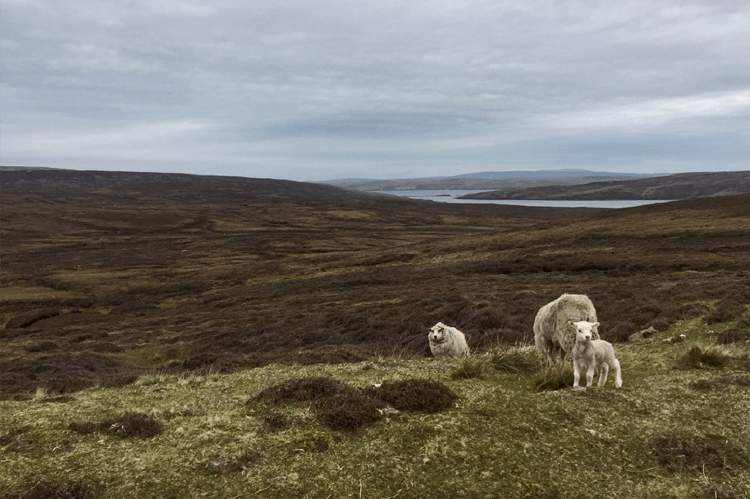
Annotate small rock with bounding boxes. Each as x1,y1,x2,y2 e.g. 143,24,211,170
378,405,400,417
629,326,657,342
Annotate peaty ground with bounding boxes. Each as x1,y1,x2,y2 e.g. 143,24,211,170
1,173,749,498
1,175,749,397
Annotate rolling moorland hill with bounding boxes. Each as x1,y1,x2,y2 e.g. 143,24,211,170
0,168,370,198
1,168,748,397
1,168,749,498
460,170,750,200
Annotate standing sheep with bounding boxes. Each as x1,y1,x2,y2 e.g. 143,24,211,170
428,322,470,357
534,293,599,364
570,320,622,390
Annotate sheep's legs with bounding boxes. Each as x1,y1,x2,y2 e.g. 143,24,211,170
585,364,596,387
613,360,622,388
573,360,583,390
597,364,610,387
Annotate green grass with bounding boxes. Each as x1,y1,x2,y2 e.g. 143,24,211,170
115,348,161,368
2,321,750,499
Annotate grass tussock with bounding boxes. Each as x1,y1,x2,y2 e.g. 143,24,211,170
490,345,542,375
450,358,486,379
533,362,574,391
675,346,733,370
68,412,162,439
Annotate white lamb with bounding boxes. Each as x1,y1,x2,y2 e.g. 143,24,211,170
428,322,470,357
534,293,599,364
570,320,622,390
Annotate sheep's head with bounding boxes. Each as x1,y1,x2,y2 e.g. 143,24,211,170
570,320,600,343
428,322,450,344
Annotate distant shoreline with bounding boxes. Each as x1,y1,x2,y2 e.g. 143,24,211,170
380,190,673,208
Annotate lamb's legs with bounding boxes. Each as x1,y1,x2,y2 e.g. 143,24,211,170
613,360,623,388
585,364,596,387
573,360,583,390
597,363,610,387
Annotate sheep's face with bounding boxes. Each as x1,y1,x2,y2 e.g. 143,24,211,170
428,323,450,344
570,320,600,343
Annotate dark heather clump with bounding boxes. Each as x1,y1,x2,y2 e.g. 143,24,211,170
253,376,350,404
717,328,749,345
314,391,384,431
100,412,163,439
365,378,458,413
1,479,93,499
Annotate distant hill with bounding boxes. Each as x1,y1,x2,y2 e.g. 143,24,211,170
0,168,373,198
326,169,659,191
459,171,750,200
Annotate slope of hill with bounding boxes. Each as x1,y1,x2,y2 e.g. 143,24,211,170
2,168,749,498
2,165,749,398
1,321,749,498
460,170,750,200
0,168,370,198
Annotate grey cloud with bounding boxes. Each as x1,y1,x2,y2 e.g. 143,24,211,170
2,0,748,179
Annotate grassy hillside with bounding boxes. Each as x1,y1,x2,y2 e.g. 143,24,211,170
1,312,749,498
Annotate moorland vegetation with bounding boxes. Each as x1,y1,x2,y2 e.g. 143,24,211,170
1,170,749,497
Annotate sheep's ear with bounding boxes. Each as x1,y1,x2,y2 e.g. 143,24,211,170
592,322,600,328
567,320,575,327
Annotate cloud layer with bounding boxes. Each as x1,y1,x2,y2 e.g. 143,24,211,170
3,0,749,180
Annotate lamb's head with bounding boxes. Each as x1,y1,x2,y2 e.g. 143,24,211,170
569,320,600,343
428,322,450,344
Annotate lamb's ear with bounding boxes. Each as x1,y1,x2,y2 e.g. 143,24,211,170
567,320,576,327
592,322,600,328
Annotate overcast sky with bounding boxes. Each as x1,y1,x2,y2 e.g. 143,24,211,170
2,0,749,181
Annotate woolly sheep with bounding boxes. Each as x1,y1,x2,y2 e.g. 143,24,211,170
533,293,599,364
570,320,622,390
428,322,470,357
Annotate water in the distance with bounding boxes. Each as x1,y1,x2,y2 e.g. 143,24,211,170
380,190,674,209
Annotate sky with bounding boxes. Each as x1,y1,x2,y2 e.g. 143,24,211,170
2,0,749,181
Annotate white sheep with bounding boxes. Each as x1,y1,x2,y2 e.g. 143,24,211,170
570,320,622,390
428,322,470,357
533,293,599,364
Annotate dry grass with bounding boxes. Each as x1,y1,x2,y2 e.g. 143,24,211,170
1,322,749,498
